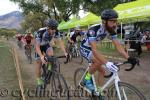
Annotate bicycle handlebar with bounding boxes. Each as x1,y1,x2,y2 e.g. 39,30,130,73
104,60,139,78
115,60,139,71
44,55,66,62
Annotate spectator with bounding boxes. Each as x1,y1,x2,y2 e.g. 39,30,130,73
141,30,150,51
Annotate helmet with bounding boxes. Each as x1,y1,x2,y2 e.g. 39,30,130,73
101,9,118,20
46,19,58,28
145,29,150,33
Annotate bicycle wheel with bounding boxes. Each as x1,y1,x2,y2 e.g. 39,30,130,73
52,60,60,73
27,50,32,64
107,82,147,100
74,68,86,87
49,71,69,100
17,41,22,49
74,68,93,99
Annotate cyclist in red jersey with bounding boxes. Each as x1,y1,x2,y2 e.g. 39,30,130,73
23,32,33,50
16,33,23,41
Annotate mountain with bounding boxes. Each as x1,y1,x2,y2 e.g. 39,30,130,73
0,11,24,29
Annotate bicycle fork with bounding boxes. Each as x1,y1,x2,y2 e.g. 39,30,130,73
114,73,127,100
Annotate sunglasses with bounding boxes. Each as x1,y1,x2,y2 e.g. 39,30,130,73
47,27,57,30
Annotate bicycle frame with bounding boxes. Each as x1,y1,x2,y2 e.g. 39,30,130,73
78,64,127,100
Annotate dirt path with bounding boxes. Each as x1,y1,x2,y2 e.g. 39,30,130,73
10,39,150,99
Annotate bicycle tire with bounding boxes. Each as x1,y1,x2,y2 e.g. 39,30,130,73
49,71,70,100
74,68,86,87
25,47,32,64
74,68,101,100
52,59,61,73
107,82,147,100
17,41,22,49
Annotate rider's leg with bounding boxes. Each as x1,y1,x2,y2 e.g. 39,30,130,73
46,47,54,70
66,42,71,53
93,57,105,86
35,59,43,85
92,58,105,98
85,57,105,91
84,57,99,91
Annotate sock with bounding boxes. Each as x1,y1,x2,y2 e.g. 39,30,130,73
85,72,92,80
48,63,52,71
37,78,43,85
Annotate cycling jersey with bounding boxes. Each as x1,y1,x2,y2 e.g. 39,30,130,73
16,34,23,41
24,34,33,44
35,27,61,60
80,24,118,62
69,31,81,43
35,28,61,46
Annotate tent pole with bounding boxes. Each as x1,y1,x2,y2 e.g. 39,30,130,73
121,22,123,40
88,25,90,28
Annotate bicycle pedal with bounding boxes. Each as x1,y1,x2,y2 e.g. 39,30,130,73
79,84,94,94
79,81,85,87
92,91,99,96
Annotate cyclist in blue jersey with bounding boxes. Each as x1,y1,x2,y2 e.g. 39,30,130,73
34,19,67,87
66,27,82,53
80,9,138,98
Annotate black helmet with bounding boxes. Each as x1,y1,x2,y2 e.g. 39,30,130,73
46,19,58,28
145,29,150,33
101,9,118,20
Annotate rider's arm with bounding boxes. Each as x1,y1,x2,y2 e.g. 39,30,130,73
68,37,73,43
112,39,129,59
68,32,74,43
90,41,107,64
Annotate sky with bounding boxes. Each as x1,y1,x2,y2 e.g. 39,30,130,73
0,0,21,16
0,0,86,18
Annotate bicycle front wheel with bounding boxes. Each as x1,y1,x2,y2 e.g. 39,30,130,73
107,82,147,100
49,71,69,100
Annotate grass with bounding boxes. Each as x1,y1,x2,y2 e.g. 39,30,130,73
0,42,20,100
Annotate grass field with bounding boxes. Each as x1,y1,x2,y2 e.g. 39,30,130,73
0,42,20,100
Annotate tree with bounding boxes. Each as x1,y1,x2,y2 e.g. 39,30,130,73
81,0,136,15
10,0,81,21
21,12,47,32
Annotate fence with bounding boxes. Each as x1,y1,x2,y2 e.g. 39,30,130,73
99,40,150,50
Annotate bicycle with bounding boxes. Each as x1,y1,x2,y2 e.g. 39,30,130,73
25,44,32,64
36,55,70,100
74,61,147,100
17,40,22,49
67,43,83,64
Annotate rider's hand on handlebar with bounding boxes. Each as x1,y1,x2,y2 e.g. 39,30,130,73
71,41,74,44
64,53,68,58
40,55,47,64
127,57,139,65
105,62,118,72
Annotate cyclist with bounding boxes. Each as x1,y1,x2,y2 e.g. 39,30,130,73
80,9,138,98
67,27,82,53
16,33,23,48
34,19,67,87
23,32,33,51
142,30,150,51
16,33,23,41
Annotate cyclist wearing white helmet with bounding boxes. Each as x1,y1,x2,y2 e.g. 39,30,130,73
80,9,138,99
34,19,67,87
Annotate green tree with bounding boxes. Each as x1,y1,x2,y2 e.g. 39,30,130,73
10,0,81,21
81,0,136,15
21,12,47,32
